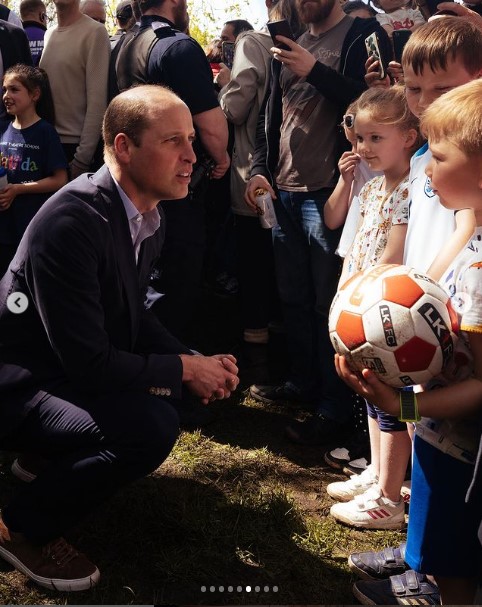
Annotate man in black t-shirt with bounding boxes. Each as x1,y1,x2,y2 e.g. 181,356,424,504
113,0,230,342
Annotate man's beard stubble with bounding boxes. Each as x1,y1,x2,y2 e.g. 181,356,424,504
297,0,336,24
173,1,188,32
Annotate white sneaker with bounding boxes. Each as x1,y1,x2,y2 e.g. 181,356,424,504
330,486,405,530
401,480,411,505
326,466,378,502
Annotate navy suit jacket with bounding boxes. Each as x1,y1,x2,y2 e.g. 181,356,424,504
0,165,192,438
0,18,33,70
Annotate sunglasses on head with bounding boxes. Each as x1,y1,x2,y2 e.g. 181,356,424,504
342,113,355,129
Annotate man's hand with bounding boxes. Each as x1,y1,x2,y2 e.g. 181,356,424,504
365,55,390,88
270,37,316,78
244,174,276,213
215,62,231,88
338,151,360,185
180,354,239,404
432,1,482,28
0,184,18,211
211,151,230,179
334,354,399,415
387,61,404,84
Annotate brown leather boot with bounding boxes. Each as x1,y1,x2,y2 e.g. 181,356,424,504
0,517,99,591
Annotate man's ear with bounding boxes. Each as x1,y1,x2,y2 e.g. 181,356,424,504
113,133,131,164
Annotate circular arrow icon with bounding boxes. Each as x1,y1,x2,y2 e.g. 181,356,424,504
6,291,29,314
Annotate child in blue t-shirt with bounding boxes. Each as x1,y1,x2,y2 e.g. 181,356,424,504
337,78,482,605
0,64,68,276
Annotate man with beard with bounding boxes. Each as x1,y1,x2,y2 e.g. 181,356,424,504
245,0,391,444
111,0,230,350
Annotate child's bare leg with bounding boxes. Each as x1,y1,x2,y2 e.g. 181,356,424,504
368,415,380,477
379,428,411,502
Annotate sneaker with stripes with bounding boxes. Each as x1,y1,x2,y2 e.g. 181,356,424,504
330,486,405,530
326,465,378,502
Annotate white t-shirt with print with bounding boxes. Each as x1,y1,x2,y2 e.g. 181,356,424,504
417,227,482,464
404,144,456,272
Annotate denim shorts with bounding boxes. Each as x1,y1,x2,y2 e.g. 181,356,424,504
366,401,407,432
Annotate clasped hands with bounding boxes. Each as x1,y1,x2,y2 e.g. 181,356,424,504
180,353,240,405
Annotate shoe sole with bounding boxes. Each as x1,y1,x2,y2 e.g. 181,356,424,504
343,463,368,476
331,511,406,530
352,583,378,605
0,545,100,591
324,452,348,470
11,459,37,483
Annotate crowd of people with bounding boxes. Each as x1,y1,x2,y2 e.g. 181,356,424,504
0,0,481,602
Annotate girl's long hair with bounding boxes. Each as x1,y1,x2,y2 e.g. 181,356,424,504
4,64,56,125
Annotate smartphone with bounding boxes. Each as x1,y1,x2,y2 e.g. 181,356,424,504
416,0,454,19
365,32,387,80
392,29,411,63
221,41,235,69
267,19,295,50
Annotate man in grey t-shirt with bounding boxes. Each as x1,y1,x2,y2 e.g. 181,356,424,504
245,0,389,444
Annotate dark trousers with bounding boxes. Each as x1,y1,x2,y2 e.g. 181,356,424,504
235,214,277,331
273,189,352,422
1,387,179,544
154,196,206,341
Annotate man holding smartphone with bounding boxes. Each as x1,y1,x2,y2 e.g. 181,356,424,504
245,0,390,445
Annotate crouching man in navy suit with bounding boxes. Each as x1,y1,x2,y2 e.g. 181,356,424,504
0,85,239,591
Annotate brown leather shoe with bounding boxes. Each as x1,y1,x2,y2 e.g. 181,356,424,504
0,518,100,591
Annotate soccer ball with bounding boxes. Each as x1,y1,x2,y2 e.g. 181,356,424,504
329,264,458,387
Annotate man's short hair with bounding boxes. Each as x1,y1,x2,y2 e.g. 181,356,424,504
402,17,482,76
103,85,181,159
19,0,45,19
421,79,482,156
138,0,163,13
224,19,254,38
343,0,376,16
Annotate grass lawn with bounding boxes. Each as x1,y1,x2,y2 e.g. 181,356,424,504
0,290,406,604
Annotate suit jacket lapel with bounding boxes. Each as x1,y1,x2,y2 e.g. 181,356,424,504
92,165,139,349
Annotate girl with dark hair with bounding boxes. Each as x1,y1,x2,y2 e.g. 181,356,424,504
0,64,68,275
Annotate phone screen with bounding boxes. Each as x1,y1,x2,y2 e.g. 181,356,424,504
221,41,235,69
267,20,295,50
392,30,411,63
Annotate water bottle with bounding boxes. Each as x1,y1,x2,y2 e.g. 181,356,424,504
0,167,7,191
254,187,278,229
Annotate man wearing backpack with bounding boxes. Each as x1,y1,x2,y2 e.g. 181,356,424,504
112,0,230,348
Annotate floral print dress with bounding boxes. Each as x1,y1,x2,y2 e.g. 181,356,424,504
347,174,410,277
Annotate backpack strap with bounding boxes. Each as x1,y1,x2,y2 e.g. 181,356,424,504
114,21,189,93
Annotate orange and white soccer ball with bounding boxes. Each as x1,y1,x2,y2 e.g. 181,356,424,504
329,264,458,387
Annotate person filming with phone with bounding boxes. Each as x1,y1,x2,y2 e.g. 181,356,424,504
244,0,391,445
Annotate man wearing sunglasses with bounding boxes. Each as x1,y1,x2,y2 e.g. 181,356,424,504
19,0,47,65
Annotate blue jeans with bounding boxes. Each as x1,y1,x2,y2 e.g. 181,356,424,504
273,189,352,422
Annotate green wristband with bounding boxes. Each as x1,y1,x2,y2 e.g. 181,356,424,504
398,390,421,423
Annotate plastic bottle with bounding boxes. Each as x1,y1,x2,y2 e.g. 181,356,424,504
0,167,7,191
